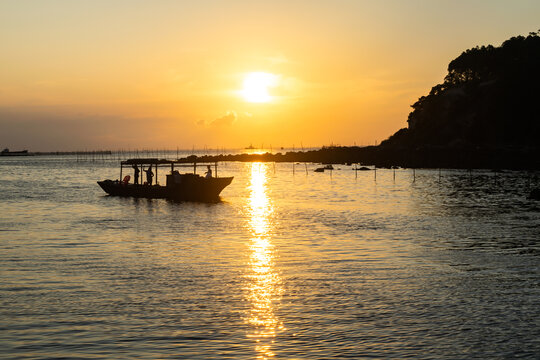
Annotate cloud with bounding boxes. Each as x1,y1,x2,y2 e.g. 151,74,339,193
199,111,237,127
264,54,289,65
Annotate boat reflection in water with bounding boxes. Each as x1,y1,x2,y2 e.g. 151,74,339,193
245,163,284,359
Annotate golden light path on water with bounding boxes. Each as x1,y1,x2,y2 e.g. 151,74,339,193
245,163,284,359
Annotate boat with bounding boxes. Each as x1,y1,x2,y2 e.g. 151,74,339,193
98,158,233,202
1,148,30,156
314,164,334,172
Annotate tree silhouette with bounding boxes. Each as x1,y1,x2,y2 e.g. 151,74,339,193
384,30,540,150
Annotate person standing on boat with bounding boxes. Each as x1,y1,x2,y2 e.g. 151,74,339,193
144,166,154,185
205,165,212,179
132,164,140,185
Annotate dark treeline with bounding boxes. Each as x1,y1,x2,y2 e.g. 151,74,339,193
181,31,540,169
379,30,540,169
177,147,371,165
178,145,536,170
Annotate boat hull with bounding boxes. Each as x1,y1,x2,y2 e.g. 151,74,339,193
98,176,233,202
0,150,29,156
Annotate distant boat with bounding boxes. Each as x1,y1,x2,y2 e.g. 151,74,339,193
0,148,30,156
98,158,233,202
314,164,334,172
245,144,256,150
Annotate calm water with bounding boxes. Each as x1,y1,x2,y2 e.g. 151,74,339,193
1,155,539,359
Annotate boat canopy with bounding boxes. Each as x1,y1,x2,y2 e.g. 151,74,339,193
119,158,221,178
121,158,215,166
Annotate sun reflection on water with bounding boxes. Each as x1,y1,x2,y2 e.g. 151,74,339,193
245,163,284,359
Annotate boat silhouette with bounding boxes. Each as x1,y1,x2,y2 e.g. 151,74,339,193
1,148,30,156
98,159,233,202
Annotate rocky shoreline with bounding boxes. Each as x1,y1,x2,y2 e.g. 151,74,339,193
177,145,540,170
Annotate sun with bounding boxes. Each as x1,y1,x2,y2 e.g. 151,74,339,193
241,72,278,103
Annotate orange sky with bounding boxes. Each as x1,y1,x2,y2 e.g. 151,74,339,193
1,0,539,151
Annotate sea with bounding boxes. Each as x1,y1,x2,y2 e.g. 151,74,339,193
1,153,539,359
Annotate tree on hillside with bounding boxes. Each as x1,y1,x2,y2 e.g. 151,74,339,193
383,30,540,149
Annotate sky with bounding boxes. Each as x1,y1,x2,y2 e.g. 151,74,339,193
1,0,539,151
